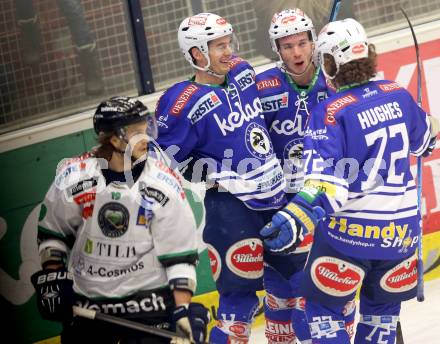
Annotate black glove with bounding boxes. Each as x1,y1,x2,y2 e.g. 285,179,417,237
30,267,74,322
172,303,210,344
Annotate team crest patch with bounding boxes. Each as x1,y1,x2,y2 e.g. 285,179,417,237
98,202,129,238
311,256,364,296
226,238,264,279
207,244,221,281
245,123,273,159
380,254,417,293
284,138,303,171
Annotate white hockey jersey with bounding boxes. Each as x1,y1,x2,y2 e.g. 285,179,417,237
37,153,198,299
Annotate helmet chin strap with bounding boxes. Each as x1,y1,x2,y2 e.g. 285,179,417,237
193,55,226,79
113,128,139,163
206,68,225,79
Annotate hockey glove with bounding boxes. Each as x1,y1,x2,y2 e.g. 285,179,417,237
172,303,210,344
422,116,439,157
260,202,325,255
30,267,74,322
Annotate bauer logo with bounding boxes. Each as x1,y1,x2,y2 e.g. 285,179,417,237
261,92,289,112
380,254,417,293
234,68,255,91
226,238,264,279
206,244,221,281
311,256,364,296
171,84,199,115
325,94,357,125
187,91,222,124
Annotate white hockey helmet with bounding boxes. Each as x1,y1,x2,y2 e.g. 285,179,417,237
269,8,316,54
317,18,369,79
178,13,234,71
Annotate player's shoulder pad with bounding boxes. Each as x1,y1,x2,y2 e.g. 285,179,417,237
156,80,203,118
323,92,359,126
227,56,248,71
256,67,284,94
147,156,187,202
54,152,99,190
375,79,404,94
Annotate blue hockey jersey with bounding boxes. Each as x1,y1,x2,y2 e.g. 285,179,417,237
155,57,286,210
256,66,333,194
298,80,432,259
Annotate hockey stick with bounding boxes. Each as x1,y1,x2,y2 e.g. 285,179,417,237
328,0,343,21
73,306,190,342
400,6,425,303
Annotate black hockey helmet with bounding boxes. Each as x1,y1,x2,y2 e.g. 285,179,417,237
93,96,156,137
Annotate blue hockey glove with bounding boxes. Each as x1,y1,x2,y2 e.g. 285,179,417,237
172,303,210,344
260,202,325,254
31,267,74,322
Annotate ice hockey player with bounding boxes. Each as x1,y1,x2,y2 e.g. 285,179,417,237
30,96,209,344
256,8,356,343
260,18,439,343
155,12,289,343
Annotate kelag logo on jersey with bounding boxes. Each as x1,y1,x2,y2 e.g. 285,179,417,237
245,123,273,159
270,115,305,136
187,91,222,124
261,92,289,112
234,68,255,91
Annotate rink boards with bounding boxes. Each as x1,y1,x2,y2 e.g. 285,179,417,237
0,20,439,344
